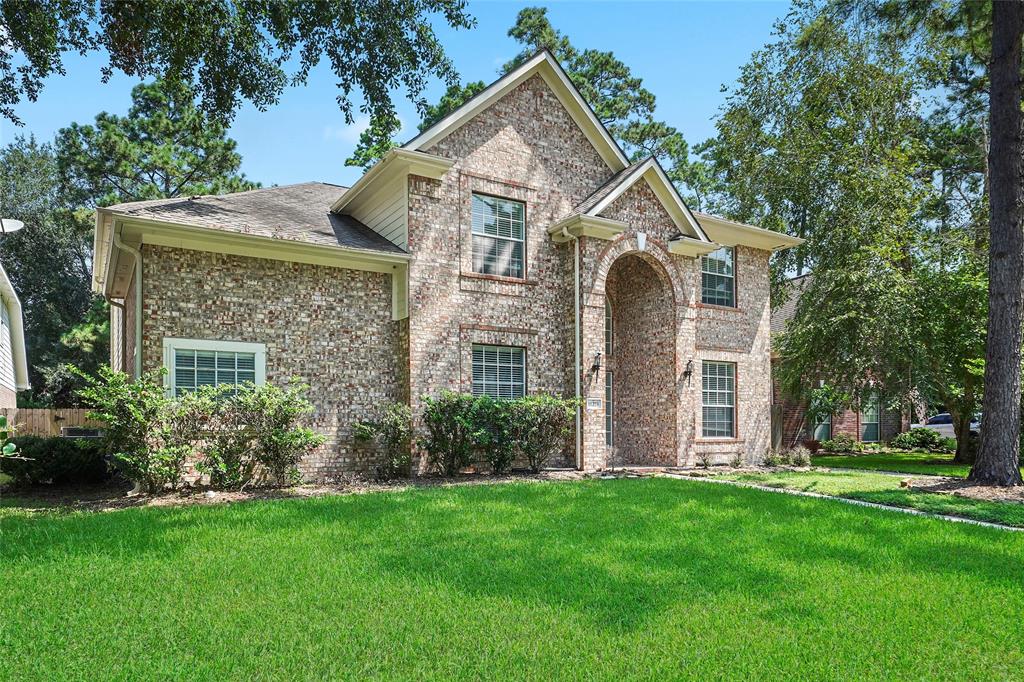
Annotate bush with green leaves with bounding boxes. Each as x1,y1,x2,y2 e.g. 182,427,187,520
420,391,487,475
0,436,109,487
353,401,413,479
764,449,785,466
198,380,324,489
502,395,576,473
890,428,944,452
1,414,17,459
787,445,812,467
821,433,858,454
938,436,957,454
76,366,200,493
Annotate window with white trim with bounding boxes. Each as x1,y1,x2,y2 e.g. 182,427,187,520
860,394,880,442
472,194,525,279
701,246,735,307
702,361,735,438
605,370,614,447
163,338,266,397
605,298,613,357
471,344,525,399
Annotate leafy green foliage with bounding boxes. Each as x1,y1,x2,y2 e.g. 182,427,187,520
0,415,16,459
0,436,108,487
420,391,487,476
56,79,257,207
74,366,198,493
2,0,475,158
821,433,859,454
890,428,945,452
353,401,413,479
500,394,577,473
197,381,324,489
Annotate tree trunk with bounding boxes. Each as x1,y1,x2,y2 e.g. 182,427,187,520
970,1,1024,486
952,410,974,464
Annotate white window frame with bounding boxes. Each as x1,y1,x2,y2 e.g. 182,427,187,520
701,245,736,307
605,369,614,447
162,338,267,397
471,193,526,279
471,344,526,399
701,360,736,438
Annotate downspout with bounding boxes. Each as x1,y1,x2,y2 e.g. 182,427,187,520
113,227,143,379
562,227,583,470
104,295,127,374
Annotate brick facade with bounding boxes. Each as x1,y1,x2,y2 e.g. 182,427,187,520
114,69,779,478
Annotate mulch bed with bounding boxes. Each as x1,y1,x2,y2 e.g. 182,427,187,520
908,477,1024,504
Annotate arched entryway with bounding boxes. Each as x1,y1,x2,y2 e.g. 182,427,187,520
604,252,676,466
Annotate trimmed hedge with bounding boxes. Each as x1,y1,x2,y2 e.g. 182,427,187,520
0,436,109,487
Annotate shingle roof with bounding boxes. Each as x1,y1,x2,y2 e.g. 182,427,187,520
569,161,648,217
104,182,406,255
771,273,812,335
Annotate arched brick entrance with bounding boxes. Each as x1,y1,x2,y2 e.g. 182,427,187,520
603,250,677,466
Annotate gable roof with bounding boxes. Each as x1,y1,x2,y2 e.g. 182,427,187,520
578,157,710,242
402,49,629,172
102,182,405,255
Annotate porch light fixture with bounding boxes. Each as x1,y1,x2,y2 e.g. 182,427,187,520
683,359,694,385
591,351,602,373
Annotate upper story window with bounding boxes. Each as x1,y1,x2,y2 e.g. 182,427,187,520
472,194,525,279
471,344,525,399
701,246,735,307
163,338,266,397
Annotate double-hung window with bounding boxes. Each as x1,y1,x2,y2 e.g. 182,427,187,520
471,344,525,399
811,412,832,441
860,394,880,442
702,361,736,438
163,338,266,397
472,194,525,279
701,246,735,307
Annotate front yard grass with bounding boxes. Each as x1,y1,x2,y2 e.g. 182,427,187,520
4,477,1024,679
716,470,1024,528
812,450,973,477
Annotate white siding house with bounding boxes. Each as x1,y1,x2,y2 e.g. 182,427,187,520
0,262,29,407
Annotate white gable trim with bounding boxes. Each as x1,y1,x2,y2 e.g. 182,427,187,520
586,158,711,243
694,211,805,251
403,50,629,172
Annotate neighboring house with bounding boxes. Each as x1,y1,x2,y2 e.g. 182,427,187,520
92,50,801,478
770,274,905,449
0,261,30,407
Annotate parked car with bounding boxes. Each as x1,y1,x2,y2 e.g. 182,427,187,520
911,412,980,440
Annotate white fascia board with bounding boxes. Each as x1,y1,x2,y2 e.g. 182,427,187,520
547,214,628,243
668,236,719,258
694,212,805,251
587,159,711,243
403,50,628,172
330,149,453,214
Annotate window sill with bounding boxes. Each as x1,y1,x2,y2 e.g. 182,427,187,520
461,272,536,285
694,438,745,444
694,303,743,313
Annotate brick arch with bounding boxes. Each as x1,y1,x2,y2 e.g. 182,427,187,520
590,234,684,306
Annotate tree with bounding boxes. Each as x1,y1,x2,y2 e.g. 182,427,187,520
56,79,257,207
347,6,700,197
1,0,475,155
0,136,95,403
972,1,1024,485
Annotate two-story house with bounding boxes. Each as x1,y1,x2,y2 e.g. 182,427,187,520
92,50,802,478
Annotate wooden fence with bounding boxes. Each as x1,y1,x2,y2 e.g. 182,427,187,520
1,408,103,437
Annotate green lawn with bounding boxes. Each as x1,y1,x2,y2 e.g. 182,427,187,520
717,470,1024,528
4,478,1024,680
812,451,973,477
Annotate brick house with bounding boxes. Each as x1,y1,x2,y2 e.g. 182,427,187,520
770,274,906,449
92,50,801,477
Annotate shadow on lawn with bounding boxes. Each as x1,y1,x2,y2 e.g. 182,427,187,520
3,478,1022,630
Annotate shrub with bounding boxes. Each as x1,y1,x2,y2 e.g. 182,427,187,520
199,380,324,489
502,395,576,473
475,395,516,474
764,449,784,466
821,433,858,453
787,445,812,467
76,366,197,493
938,436,958,454
890,428,943,452
353,401,413,479
421,391,485,475
801,439,822,454
0,436,109,487
730,451,743,468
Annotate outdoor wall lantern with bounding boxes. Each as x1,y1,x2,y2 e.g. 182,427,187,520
683,359,694,385
592,352,602,373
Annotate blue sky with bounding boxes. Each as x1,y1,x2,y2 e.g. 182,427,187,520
5,1,787,188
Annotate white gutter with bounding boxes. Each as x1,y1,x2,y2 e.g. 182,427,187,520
113,227,143,379
562,227,583,470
